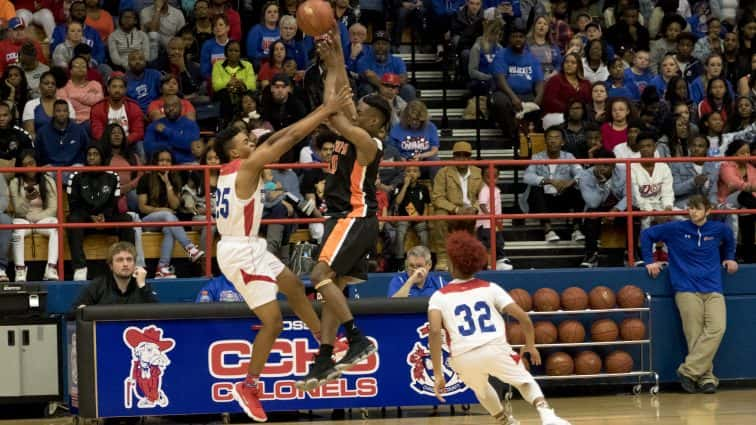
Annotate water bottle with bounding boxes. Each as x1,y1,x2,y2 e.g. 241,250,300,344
198,290,211,303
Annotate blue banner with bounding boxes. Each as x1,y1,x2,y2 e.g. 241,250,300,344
93,313,477,417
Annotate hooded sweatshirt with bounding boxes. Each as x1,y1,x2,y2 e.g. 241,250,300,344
66,144,121,217
35,119,89,166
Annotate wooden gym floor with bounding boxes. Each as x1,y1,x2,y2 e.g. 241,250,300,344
3,388,756,424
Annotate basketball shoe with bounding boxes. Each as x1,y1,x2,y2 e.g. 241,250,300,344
232,381,267,422
295,352,342,392
334,335,377,371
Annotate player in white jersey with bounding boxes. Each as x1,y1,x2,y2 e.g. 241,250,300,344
428,231,571,425
212,86,354,422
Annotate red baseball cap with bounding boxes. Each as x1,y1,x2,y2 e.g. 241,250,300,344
380,73,401,87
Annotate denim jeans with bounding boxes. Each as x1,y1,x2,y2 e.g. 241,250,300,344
142,210,192,265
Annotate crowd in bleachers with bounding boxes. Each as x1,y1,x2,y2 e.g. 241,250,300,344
0,0,752,281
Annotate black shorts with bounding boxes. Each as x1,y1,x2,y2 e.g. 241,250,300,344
318,215,378,281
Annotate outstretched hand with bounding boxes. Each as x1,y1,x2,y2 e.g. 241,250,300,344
325,85,354,113
315,28,342,68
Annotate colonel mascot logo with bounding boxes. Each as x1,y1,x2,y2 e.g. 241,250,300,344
406,322,466,397
123,325,175,409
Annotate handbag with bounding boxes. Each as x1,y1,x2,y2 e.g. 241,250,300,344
290,241,318,276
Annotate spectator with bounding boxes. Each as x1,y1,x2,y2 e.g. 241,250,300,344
630,132,675,231
606,57,640,102
562,100,589,159
650,14,686,73
356,30,416,101
300,130,334,242
189,0,214,54
138,149,204,278
108,10,152,71
650,54,681,97
0,65,29,121
245,1,280,68
549,0,573,52
36,100,89,167
476,171,512,270
427,0,465,60
18,42,49,99
387,245,446,298
698,76,733,123
392,165,430,264
333,0,359,29
701,111,756,157
624,50,653,95
376,73,407,127
490,25,544,145
56,56,104,125
260,74,307,163
601,97,632,152
468,18,504,93
686,1,710,38
520,126,584,243
584,123,604,159
147,74,198,122
144,95,200,164
22,72,75,138
581,30,610,85
140,0,186,50
605,2,650,53
541,52,592,119
722,32,741,88
671,136,719,209
72,43,105,87
378,141,406,197
388,100,440,176
211,39,257,118
67,144,136,281
200,14,232,80
612,119,657,160
165,36,202,99
346,23,370,77
194,145,220,253
260,167,296,262
675,32,702,84
578,149,628,268
587,81,608,123
451,0,483,76
51,1,106,66
693,17,723,62
15,2,57,41
257,40,287,88
90,73,145,145
0,17,47,75
0,102,32,174
9,150,59,282
102,123,143,213
657,106,698,157
72,242,156,306
196,274,242,302
208,0,242,42
126,50,162,113
84,0,114,42
717,140,756,263
431,141,482,271
642,194,737,394
527,15,562,79
664,76,695,123
736,53,756,97
729,97,756,132
279,15,311,71
689,54,734,105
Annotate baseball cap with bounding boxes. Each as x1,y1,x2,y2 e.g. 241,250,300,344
8,17,26,30
373,30,390,43
452,141,473,155
270,73,292,86
108,71,127,85
380,73,401,87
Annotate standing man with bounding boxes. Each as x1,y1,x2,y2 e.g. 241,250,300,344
642,194,738,394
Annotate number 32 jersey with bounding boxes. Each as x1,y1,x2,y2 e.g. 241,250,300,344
428,278,514,356
215,159,264,238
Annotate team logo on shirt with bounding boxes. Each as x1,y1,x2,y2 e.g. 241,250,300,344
405,322,467,397
123,325,175,409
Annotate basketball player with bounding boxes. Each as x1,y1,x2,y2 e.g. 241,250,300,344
296,29,393,390
429,231,571,425
213,86,353,422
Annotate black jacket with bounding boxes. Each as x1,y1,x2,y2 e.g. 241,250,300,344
451,6,483,53
0,125,33,161
73,273,158,308
67,170,121,217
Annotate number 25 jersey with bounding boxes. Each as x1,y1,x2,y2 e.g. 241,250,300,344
215,159,264,238
428,278,514,356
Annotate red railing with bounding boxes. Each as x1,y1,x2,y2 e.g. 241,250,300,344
1,155,753,278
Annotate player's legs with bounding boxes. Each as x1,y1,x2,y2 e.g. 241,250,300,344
275,267,321,337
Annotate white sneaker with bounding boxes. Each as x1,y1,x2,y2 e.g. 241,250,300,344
496,258,513,270
187,246,205,263
15,266,27,282
73,267,88,281
43,265,60,281
155,265,177,279
545,230,560,242
540,408,571,425
0,268,8,282
571,230,585,241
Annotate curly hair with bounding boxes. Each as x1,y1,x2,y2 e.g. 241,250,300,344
446,231,488,277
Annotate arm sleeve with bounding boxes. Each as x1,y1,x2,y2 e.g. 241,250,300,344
242,63,257,91
661,165,675,208
431,170,457,212
492,285,514,312
578,171,601,209
108,34,126,68
211,62,229,92
127,105,144,144
73,283,99,308
427,292,444,312
387,275,406,297
200,41,212,80
522,162,543,186
640,222,673,263
468,44,491,81
721,222,736,261
139,283,160,303
672,164,696,197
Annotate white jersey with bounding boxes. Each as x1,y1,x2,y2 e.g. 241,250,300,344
428,278,513,356
215,160,264,238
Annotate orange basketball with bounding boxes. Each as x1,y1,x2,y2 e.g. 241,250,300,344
546,352,574,376
589,286,616,309
509,288,533,311
620,318,647,341
533,288,561,312
617,285,645,308
590,319,619,342
534,321,558,344
574,351,602,375
558,320,586,343
506,322,525,345
605,350,634,373
296,0,335,36
561,286,589,310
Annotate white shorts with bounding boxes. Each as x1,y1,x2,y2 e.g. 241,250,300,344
217,237,285,310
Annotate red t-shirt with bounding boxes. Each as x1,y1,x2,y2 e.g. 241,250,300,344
376,190,389,217
257,62,282,84
601,122,628,152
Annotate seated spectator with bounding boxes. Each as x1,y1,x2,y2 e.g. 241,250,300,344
675,32,702,84
701,111,756,157
200,14,232,80
108,10,152,71
389,100,440,176
164,36,202,100
260,167,296,261
387,245,446,298
578,149,628,268
193,145,220,253
630,133,675,230
718,140,756,263
426,0,465,59
0,17,47,75
211,40,256,119
346,23,370,77
650,14,686,73
356,30,416,101
300,130,333,242
0,103,32,174
51,2,106,66
56,56,104,125
520,126,584,243
0,65,29,121
476,171,512,270
689,54,734,105
730,97,755,132
625,50,654,95
562,100,589,159
698,77,733,123
9,150,59,282
605,2,650,53
36,100,89,167
606,57,640,102
722,32,741,90
102,123,143,212
431,142,482,271
542,52,592,120
126,50,162,113
587,81,608,123
693,17,723,62
245,1,280,68
378,140,406,196
279,15,311,71
601,97,632,152
84,0,114,42
374,73,407,127
22,72,75,138
527,15,562,79
736,53,756,98
18,42,49,99
15,2,57,41
584,124,604,159
144,95,201,164
53,21,87,69
67,144,136,281
208,0,242,42
548,0,573,52
258,40,287,88
71,43,105,87
467,18,504,94
72,242,156,306
196,274,242,302
140,0,186,50
685,0,710,38
450,0,483,78
671,136,719,210
650,54,681,97
490,25,544,145
582,35,610,85
392,165,430,265
658,104,698,157
90,73,145,146
148,74,198,122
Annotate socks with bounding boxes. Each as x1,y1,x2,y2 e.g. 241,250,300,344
319,344,334,359
536,401,553,420
343,319,362,342
244,374,259,388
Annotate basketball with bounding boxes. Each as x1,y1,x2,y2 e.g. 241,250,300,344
574,351,602,375
590,318,619,342
558,320,586,343
534,288,561,311
605,350,634,373
589,286,616,309
546,352,575,376
506,322,525,345
296,0,335,36
509,288,533,311
561,286,589,310
617,285,645,308
620,318,647,340
534,320,558,344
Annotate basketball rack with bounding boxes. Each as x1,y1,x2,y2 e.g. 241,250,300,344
503,293,658,409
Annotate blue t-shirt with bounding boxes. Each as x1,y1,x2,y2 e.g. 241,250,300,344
200,38,228,79
491,48,544,96
195,275,243,302
387,272,446,297
356,51,407,79
127,69,162,112
605,80,641,102
245,24,280,61
478,45,504,76
624,68,654,97
389,122,440,159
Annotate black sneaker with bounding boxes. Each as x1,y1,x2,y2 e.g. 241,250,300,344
677,370,697,393
699,382,717,394
334,336,377,372
580,253,598,268
295,355,342,392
